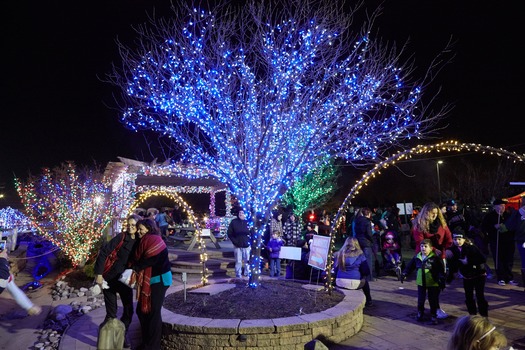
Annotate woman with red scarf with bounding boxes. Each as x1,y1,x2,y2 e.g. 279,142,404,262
412,201,453,320
94,213,141,348
132,218,172,350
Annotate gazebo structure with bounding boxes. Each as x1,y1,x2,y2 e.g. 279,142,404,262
104,157,233,237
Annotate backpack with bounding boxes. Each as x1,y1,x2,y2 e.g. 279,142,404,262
97,318,125,350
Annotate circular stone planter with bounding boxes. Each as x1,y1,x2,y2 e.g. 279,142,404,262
160,285,365,350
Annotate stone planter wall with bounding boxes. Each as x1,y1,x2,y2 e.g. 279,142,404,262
160,288,364,350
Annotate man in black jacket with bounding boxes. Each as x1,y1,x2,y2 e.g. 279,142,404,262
227,210,251,278
481,199,517,286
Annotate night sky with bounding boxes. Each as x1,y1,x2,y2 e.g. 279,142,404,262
1,1,524,208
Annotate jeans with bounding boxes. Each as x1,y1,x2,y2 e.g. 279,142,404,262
234,247,251,277
362,246,374,281
270,258,281,277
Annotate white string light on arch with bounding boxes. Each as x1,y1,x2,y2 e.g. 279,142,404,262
324,140,525,292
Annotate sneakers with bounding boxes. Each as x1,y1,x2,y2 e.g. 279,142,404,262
508,280,519,286
27,305,42,316
498,280,506,286
416,312,424,322
395,266,402,281
430,317,438,325
436,308,448,319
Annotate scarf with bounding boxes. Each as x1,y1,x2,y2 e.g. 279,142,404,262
102,232,126,278
134,234,166,314
429,220,440,234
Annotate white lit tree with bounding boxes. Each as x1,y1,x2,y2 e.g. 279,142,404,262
109,0,450,286
15,162,113,267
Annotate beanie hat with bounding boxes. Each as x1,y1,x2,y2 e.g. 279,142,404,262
452,227,466,239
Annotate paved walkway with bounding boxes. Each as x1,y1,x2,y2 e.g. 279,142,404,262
60,246,525,350
1,243,524,350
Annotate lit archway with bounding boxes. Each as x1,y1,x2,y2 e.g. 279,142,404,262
324,140,525,290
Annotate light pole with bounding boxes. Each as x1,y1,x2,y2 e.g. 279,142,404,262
436,160,443,204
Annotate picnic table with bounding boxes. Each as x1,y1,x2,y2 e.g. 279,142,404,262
171,227,221,251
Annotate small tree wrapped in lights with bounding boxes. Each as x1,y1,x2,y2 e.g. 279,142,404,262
15,162,112,267
109,0,451,287
281,159,340,219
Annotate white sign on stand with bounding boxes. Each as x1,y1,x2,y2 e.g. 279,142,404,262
396,202,413,216
279,246,302,261
308,235,331,270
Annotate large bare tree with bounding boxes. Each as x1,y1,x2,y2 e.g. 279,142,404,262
109,0,451,286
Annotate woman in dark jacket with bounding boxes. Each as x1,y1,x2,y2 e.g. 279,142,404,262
94,214,141,347
131,218,172,350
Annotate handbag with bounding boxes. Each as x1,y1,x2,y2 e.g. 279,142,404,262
97,318,125,350
118,269,136,289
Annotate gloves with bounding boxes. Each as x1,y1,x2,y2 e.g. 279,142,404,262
95,274,110,289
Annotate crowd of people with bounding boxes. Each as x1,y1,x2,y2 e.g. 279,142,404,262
229,196,524,329
1,197,522,349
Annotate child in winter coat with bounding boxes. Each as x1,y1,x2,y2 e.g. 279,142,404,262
402,239,446,325
448,227,489,317
267,230,284,277
382,232,402,267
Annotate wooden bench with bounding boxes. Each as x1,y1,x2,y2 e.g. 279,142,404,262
170,228,193,245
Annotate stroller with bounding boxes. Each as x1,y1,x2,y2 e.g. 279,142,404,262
380,230,404,280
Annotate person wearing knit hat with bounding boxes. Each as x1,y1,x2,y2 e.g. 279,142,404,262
449,226,489,317
481,198,518,286
446,199,470,234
